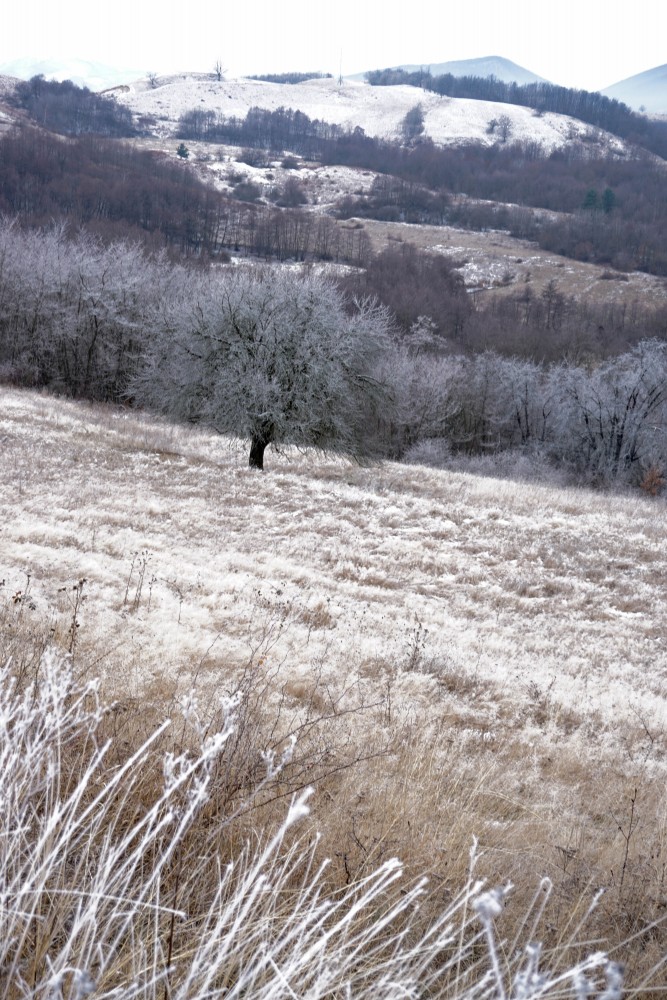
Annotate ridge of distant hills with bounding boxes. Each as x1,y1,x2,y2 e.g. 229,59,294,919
0,57,142,92
116,73,630,155
0,54,665,114
392,55,547,86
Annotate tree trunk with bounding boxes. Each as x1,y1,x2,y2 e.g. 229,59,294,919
249,435,268,470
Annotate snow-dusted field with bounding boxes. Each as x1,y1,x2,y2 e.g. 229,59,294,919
3,388,666,784
121,73,629,153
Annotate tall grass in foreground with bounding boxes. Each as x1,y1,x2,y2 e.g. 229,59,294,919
0,653,660,999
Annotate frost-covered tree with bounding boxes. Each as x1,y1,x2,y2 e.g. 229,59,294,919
442,353,549,453
0,221,173,398
549,340,667,480
381,345,462,456
131,268,393,469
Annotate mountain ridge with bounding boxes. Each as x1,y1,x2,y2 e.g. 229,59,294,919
392,54,547,86
0,57,143,91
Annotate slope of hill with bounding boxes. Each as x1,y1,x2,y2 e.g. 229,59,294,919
602,62,667,114
3,386,665,761
4,386,667,984
396,54,547,85
121,73,628,153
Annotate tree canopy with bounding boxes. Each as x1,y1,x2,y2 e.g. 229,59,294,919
131,268,393,469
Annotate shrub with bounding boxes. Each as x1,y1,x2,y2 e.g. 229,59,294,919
231,179,262,202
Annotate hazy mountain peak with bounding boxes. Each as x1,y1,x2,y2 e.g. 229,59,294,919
0,57,142,91
602,63,667,114
394,55,547,86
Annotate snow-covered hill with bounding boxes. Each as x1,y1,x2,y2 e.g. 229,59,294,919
120,73,628,153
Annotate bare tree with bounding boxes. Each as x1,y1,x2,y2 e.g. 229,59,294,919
213,60,225,82
497,114,513,143
380,344,461,456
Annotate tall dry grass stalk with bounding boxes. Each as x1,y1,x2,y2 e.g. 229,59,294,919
0,651,662,999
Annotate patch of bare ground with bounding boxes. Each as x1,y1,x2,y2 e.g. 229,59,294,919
357,216,667,307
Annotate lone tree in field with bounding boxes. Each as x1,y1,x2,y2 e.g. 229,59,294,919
133,268,393,469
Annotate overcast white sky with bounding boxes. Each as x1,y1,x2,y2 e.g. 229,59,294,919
2,0,666,91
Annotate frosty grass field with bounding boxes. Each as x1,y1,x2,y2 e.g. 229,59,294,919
3,385,667,993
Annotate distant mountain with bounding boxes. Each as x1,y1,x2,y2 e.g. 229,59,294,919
0,58,141,91
391,55,547,86
602,63,667,114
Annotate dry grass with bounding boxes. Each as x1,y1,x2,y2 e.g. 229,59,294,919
2,621,666,995
358,217,667,306
2,386,667,992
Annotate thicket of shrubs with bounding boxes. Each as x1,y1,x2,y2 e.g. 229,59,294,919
248,71,333,84
0,129,223,255
177,104,345,156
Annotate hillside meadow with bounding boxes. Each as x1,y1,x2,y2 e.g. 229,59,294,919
3,385,667,994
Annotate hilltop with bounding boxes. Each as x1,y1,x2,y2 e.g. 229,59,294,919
0,56,142,90
122,72,630,153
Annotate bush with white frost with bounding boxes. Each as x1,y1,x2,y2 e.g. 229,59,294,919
549,340,667,481
0,653,647,998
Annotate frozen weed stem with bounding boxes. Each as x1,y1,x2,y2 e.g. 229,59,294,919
0,653,653,999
